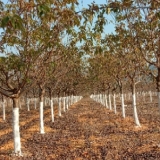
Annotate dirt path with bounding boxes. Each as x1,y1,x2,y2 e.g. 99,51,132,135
0,97,160,159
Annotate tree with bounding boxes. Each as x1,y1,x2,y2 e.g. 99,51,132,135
0,0,82,155
109,0,160,111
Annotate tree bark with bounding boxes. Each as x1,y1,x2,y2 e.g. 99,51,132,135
105,94,108,108
12,97,22,155
113,93,117,114
63,97,66,112
58,97,62,116
131,83,141,126
39,86,45,134
109,94,112,110
66,96,69,110
50,99,54,122
49,88,54,122
120,86,125,118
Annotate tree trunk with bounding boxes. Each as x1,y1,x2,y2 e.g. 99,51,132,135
49,88,54,122
100,94,103,104
121,93,125,118
132,83,141,126
99,94,101,103
109,94,112,110
50,99,54,122
120,86,125,118
66,96,69,110
12,97,22,155
105,94,108,108
39,87,45,134
102,94,105,106
58,97,62,116
113,93,117,114
63,97,66,112
68,96,70,108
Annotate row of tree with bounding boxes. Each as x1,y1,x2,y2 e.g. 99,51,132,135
0,0,159,156
0,0,87,155
85,0,159,108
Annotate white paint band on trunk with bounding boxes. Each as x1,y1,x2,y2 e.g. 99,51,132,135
40,102,45,134
50,100,54,122
13,107,21,155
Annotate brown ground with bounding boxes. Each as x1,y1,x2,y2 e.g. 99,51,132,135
0,96,160,160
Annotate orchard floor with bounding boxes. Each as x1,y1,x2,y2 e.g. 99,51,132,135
0,97,160,160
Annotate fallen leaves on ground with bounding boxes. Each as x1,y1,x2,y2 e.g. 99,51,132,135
0,97,160,159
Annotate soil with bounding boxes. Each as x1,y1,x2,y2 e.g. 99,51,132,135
0,96,160,160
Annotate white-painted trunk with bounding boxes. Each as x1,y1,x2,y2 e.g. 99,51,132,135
121,93,125,118
99,94,101,103
76,96,79,102
113,94,117,114
40,102,45,134
102,94,105,106
13,108,21,155
58,98,62,116
105,95,108,108
132,92,141,126
63,97,66,112
109,94,112,110
50,100,54,122
66,97,69,110
71,95,74,105
71,95,73,105
68,96,70,108
2,101,5,121
100,94,103,104
70,96,72,105
27,98,30,111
